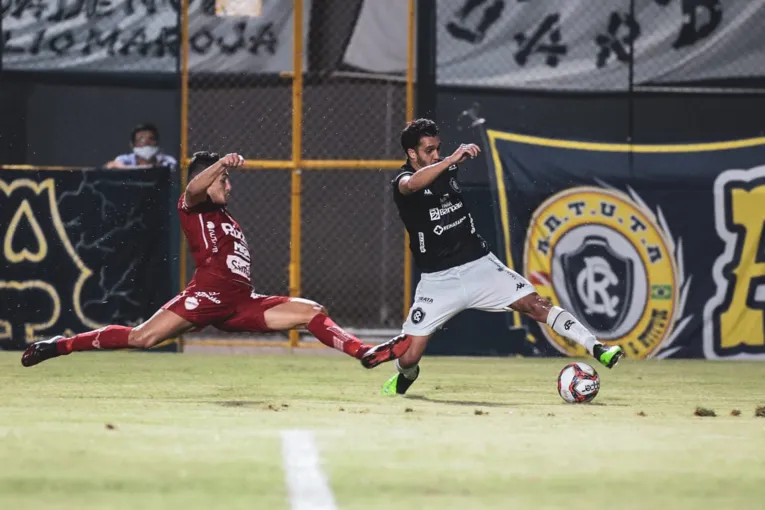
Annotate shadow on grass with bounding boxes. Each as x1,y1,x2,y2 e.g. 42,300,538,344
404,395,628,407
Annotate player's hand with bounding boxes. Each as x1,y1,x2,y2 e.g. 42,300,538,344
220,153,245,168
448,143,481,165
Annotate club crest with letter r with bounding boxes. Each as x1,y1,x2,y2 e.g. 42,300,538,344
410,307,426,325
524,186,690,359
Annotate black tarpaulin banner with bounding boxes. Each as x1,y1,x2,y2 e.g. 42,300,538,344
0,168,175,351
487,130,765,360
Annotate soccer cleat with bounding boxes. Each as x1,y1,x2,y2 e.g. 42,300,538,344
381,366,420,396
21,336,64,367
360,334,411,369
593,344,625,369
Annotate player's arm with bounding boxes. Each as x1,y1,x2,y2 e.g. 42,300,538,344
398,143,480,195
184,153,244,207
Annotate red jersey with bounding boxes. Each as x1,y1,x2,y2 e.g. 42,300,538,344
178,195,252,287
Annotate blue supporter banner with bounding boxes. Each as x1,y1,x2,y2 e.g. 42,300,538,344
488,130,765,360
0,168,177,351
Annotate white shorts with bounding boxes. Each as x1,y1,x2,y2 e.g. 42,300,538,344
403,253,536,336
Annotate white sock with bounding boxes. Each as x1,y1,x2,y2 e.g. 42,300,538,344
395,359,419,380
546,306,599,355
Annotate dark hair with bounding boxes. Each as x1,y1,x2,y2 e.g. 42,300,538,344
131,123,159,144
400,118,439,155
187,151,220,178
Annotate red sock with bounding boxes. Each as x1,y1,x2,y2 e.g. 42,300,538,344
306,314,370,359
57,325,133,354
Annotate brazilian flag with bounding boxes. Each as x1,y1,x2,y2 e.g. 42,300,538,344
651,285,673,300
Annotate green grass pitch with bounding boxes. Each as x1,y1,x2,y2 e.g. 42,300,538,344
1,351,764,509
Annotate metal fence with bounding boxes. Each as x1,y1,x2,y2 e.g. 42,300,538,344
4,0,762,352
180,0,416,346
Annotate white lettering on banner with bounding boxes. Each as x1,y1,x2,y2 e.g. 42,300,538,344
2,0,312,73
343,0,763,91
227,254,251,280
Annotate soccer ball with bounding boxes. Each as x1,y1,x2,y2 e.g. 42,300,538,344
557,362,600,403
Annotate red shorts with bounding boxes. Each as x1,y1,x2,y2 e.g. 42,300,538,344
162,279,290,333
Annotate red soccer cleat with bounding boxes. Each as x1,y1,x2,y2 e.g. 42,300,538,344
360,334,411,369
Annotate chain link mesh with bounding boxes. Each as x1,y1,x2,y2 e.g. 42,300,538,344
302,170,404,329
184,0,409,341
302,76,407,160
439,0,765,92
188,74,293,160
632,0,765,90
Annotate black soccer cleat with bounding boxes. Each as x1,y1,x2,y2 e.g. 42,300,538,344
360,334,411,369
381,366,420,396
21,336,64,367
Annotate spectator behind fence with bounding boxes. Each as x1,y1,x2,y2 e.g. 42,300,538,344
106,123,177,170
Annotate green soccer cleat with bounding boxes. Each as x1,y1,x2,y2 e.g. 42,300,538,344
593,344,625,369
381,366,420,396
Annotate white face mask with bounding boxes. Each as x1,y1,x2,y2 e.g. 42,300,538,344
133,145,160,161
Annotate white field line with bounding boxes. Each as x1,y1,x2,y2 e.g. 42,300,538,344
281,430,338,510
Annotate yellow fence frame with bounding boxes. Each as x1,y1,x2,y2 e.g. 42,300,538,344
179,0,416,348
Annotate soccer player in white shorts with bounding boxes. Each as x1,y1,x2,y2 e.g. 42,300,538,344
360,119,624,396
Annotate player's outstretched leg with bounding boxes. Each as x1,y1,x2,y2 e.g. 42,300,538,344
263,298,387,360
511,293,625,369
380,335,428,396
21,310,193,367
360,333,412,369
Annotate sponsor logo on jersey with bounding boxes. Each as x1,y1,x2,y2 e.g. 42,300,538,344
433,215,467,235
206,221,219,253
233,240,250,261
184,296,199,310
524,186,688,359
226,255,251,280
429,201,463,221
221,222,246,242
194,291,221,304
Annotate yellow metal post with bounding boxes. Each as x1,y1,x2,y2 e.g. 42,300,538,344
288,0,304,347
178,0,190,353
407,0,416,122
403,0,416,321
242,160,404,170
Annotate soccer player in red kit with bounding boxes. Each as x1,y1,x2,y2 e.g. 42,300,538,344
21,151,410,368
